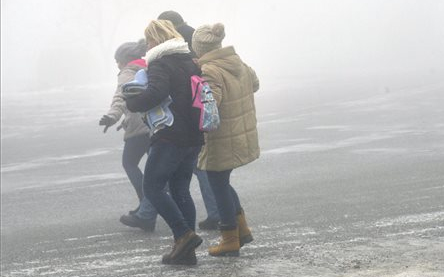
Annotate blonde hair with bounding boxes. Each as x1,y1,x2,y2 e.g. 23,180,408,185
145,20,183,46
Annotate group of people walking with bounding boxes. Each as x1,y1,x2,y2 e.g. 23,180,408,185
99,11,260,265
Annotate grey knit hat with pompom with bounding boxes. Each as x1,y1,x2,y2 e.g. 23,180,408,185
192,23,225,58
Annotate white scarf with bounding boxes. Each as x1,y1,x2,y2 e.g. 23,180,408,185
146,38,190,63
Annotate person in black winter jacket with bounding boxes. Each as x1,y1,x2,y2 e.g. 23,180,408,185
158,10,221,230
125,19,203,265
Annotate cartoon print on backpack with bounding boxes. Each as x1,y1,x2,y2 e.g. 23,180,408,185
191,75,220,132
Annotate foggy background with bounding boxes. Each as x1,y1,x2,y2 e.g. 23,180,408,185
1,0,444,190
2,0,444,93
2,1,444,276
2,0,444,189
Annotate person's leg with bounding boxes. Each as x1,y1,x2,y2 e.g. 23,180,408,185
207,169,241,256
122,134,150,201
119,134,160,231
169,146,200,231
135,196,158,221
143,141,202,263
194,167,220,222
143,141,192,239
206,169,236,228
119,200,156,231
228,185,242,215
227,183,253,247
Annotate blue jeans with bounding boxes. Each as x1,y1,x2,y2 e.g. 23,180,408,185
143,140,200,239
193,167,220,221
123,134,158,222
135,196,158,222
207,169,241,229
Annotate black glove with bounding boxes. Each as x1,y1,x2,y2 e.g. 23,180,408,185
99,115,117,133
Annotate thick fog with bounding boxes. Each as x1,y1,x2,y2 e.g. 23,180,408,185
2,0,444,94
2,1,444,275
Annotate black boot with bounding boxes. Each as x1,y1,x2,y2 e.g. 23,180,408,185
119,214,155,232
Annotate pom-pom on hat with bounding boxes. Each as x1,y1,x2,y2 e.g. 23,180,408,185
192,23,225,58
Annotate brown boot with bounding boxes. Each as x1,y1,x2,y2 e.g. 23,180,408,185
208,227,240,257
237,209,253,247
162,231,202,264
162,249,197,265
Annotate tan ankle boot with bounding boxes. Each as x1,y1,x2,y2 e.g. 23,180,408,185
208,228,240,257
237,209,253,247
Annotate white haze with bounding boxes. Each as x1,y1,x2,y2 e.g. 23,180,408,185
1,0,444,94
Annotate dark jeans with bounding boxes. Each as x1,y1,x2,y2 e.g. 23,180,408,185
193,161,220,221
207,169,242,229
143,140,200,239
122,134,151,201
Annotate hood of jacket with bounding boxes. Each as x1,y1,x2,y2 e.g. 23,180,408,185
119,59,146,77
198,46,243,77
126,59,147,68
146,38,190,63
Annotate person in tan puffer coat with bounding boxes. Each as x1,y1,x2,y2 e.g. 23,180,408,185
192,22,260,257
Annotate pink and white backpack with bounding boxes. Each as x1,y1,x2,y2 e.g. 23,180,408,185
190,75,220,132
